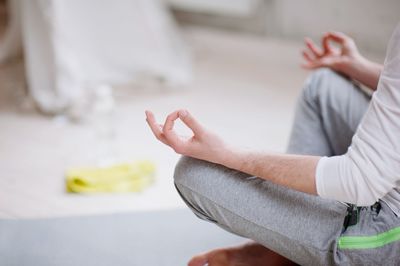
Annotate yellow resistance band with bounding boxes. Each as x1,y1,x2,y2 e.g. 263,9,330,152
66,161,156,193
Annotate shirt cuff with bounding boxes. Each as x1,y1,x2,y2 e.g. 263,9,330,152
315,156,329,198
315,156,344,200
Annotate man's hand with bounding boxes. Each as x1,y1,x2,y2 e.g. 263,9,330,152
145,109,228,164
301,31,383,90
301,31,360,72
146,109,318,195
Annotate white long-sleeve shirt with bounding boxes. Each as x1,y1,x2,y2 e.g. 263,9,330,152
316,23,400,216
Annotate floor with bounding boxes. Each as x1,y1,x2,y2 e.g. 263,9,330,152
0,209,246,266
0,26,382,219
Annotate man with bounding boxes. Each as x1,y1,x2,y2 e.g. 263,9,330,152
145,23,400,265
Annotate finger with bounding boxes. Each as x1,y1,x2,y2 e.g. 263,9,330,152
188,254,208,266
301,61,320,69
305,37,323,58
318,56,340,69
302,50,314,63
305,57,334,69
146,120,168,145
322,32,333,53
323,31,350,44
178,110,205,136
301,58,324,70
145,110,156,124
163,110,179,132
301,50,320,69
145,110,168,145
162,111,185,151
145,110,161,136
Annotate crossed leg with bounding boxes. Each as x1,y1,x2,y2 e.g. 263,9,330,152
175,69,370,266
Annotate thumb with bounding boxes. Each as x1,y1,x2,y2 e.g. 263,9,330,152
178,110,205,136
325,31,357,50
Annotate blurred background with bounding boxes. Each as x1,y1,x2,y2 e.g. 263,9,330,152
0,1,399,265
0,0,398,218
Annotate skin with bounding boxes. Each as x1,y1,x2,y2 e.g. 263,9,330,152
301,31,382,90
145,32,383,266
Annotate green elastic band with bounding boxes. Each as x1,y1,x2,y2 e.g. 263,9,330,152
338,227,400,249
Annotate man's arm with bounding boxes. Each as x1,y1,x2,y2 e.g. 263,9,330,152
223,149,319,195
315,23,400,206
145,110,319,195
340,56,382,90
302,32,383,90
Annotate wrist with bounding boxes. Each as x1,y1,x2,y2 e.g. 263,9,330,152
215,144,241,169
335,54,363,74
354,55,374,72
341,55,382,90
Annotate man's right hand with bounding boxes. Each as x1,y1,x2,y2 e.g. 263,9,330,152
301,31,360,73
301,32,383,90
145,109,230,165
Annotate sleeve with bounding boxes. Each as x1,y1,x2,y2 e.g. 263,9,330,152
316,23,400,206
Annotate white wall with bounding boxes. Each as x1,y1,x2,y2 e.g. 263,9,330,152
167,0,258,17
169,0,400,53
271,0,400,53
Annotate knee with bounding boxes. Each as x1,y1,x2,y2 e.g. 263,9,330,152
174,156,194,186
173,156,206,191
173,156,226,198
173,156,218,221
301,68,349,106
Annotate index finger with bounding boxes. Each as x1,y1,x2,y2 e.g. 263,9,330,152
323,31,350,45
162,111,182,148
163,110,180,132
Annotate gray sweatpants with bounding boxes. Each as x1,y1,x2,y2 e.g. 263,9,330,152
174,69,400,265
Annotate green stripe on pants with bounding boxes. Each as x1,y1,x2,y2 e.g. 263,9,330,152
339,227,400,249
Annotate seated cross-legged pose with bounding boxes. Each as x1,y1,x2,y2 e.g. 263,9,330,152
145,23,400,266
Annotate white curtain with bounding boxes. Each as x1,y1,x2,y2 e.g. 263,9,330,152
0,0,191,113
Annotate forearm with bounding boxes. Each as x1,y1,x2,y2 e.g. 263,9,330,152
148,109,320,195
220,147,320,195
340,56,383,90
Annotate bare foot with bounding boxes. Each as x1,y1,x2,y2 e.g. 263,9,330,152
188,242,297,266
